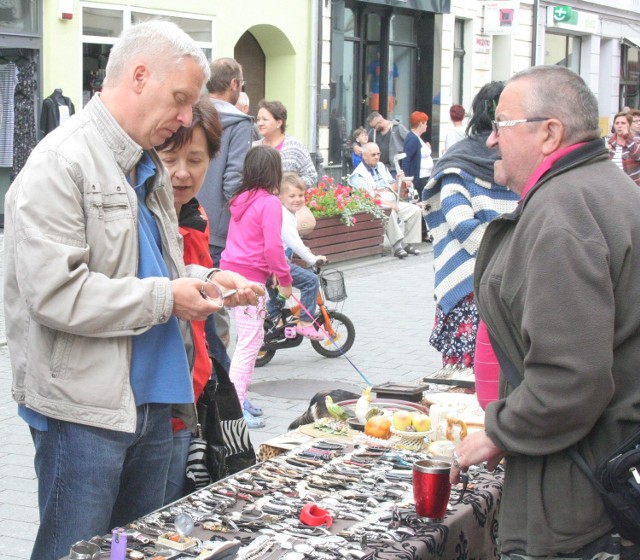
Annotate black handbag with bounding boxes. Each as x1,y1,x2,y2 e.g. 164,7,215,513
195,357,256,486
488,331,640,544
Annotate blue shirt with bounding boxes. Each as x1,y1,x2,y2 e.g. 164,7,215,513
129,152,192,406
20,152,193,430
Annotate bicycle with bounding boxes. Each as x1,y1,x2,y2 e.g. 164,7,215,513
255,265,356,367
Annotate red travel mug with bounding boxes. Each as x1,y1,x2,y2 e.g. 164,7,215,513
412,459,452,521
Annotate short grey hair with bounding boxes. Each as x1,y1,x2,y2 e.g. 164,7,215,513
508,65,600,143
104,20,210,87
366,111,382,125
237,91,250,107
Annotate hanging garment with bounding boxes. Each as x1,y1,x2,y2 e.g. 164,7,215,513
40,90,75,136
11,57,37,180
0,62,19,167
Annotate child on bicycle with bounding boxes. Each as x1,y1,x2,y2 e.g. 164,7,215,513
220,146,293,428
267,172,327,340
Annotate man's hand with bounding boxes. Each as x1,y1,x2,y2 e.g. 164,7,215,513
208,270,265,308
450,430,505,484
171,272,265,321
171,278,223,321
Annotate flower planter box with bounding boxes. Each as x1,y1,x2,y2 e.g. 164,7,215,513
300,212,385,263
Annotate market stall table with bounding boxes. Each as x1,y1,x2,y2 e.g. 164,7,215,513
60,436,503,560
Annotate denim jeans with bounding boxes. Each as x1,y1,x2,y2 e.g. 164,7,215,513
30,404,172,560
164,427,191,505
267,263,319,322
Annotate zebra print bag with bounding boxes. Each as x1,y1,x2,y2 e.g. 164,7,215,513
195,358,256,485
185,427,211,491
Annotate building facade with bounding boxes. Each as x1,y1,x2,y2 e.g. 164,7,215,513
0,0,639,221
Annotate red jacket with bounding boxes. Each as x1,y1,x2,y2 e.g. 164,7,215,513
172,198,213,433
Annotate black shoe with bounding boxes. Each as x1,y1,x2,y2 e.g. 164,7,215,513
403,244,420,255
394,247,408,258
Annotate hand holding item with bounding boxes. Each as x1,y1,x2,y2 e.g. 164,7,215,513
413,459,452,522
449,429,505,484
208,270,265,307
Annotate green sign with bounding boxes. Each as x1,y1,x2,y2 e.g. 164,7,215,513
553,6,578,25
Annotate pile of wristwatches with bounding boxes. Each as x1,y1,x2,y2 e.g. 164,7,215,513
81,440,451,559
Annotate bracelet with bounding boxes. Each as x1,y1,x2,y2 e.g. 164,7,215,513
207,268,221,280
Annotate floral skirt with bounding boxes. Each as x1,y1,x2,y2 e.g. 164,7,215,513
429,293,479,367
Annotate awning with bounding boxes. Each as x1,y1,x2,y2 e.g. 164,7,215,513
354,0,451,14
622,36,640,49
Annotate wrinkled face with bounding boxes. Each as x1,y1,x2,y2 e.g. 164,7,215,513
632,116,640,135
136,57,204,149
280,186,305,213
614,116,630,137
486,80,547,195
362,146,381,167
256,107,283,139
158,126,210,212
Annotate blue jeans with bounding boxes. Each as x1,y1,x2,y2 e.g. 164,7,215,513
164,427,191,505
267,263,319,322
30,404,172,560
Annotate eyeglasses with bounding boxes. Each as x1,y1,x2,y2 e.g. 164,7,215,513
491,118,550,136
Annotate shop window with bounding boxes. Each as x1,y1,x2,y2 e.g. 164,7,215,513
0,0,38,35
544,33,580,73
390,14,416,43
620,44,639,109
83,7,123,37
81,5,214,106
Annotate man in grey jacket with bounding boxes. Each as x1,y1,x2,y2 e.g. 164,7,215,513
199,57,253,266
451,66,640,558
3,22,261,560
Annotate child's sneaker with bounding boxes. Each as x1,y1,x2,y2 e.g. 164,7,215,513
244,399,263,417
243,409,265,429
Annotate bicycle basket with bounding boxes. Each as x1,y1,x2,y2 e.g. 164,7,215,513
320,269,347,302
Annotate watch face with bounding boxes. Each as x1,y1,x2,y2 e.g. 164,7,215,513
294,543,314,554
281,553,305,560
174,512,194,536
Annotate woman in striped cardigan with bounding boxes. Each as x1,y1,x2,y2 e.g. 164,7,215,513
422,82,519,368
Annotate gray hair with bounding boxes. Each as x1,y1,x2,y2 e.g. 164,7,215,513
104,20,210,87
508,65,600,143
237,91,250,107
366,111,382,125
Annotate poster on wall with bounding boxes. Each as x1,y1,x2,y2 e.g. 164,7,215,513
483,1,520,35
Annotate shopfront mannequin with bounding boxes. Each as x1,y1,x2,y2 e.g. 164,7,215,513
40,88,75,136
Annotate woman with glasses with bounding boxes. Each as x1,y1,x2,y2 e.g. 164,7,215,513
253,99,318,187
220,145,293,429
607,111,640,186
422,82,519,373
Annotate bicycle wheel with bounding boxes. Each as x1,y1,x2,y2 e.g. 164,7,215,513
255,347,276,367
311,310,355,358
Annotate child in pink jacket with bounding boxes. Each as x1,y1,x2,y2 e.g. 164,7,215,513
220,146,292,428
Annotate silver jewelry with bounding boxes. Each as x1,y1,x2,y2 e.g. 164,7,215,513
452,451,461,470
69,541,100,560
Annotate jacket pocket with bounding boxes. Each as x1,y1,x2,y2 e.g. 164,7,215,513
49,330,74,380
86,184,131,222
